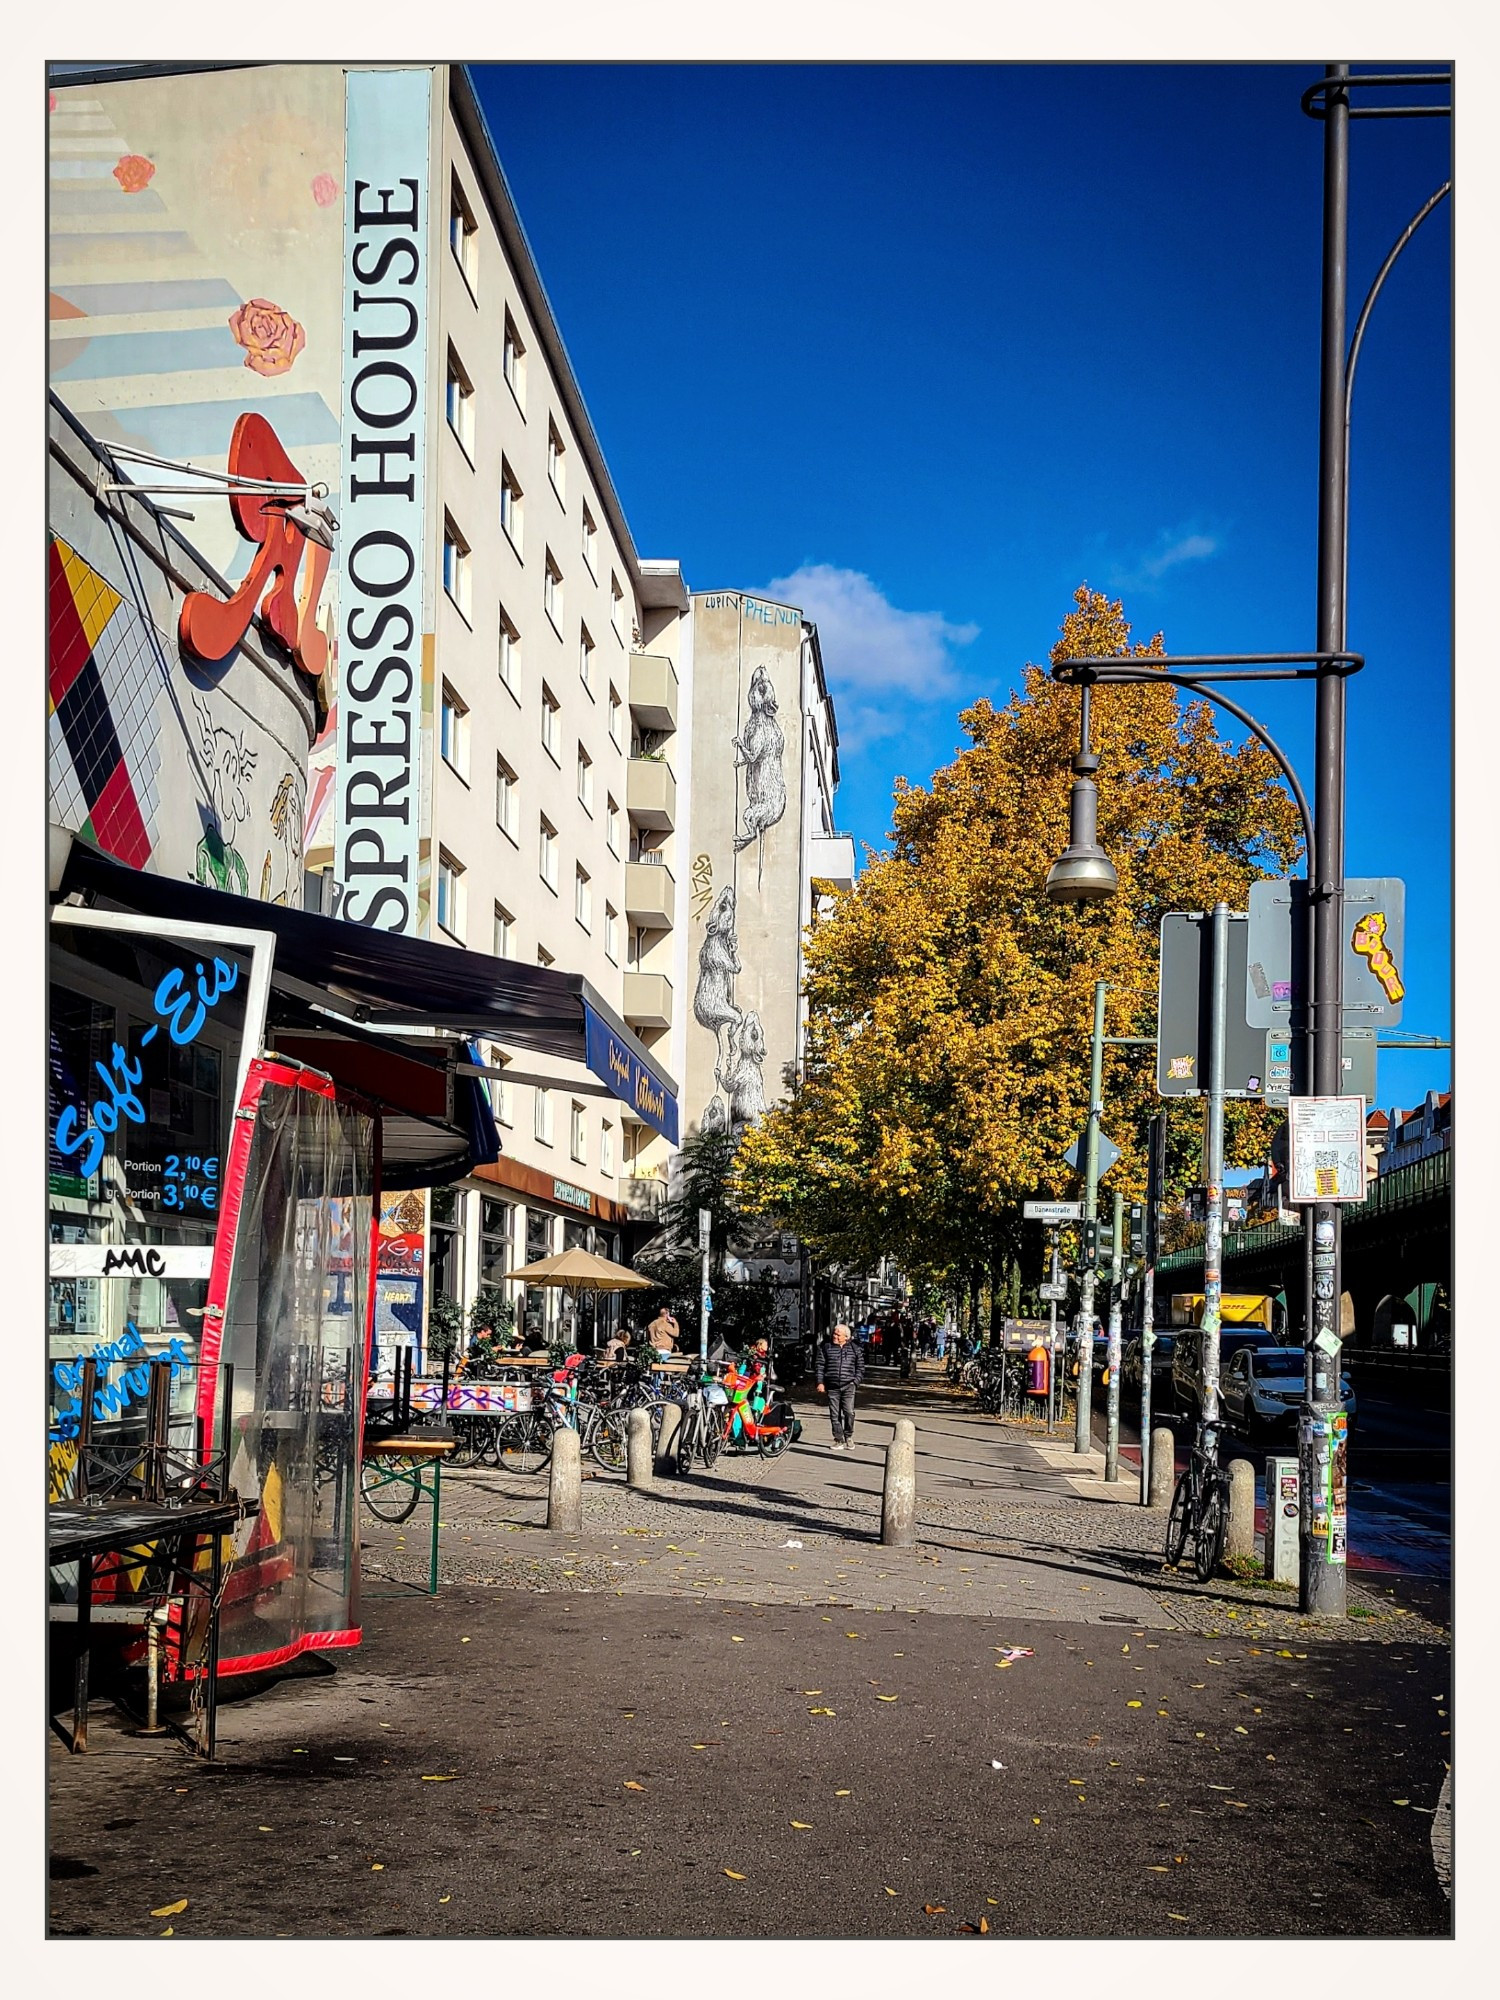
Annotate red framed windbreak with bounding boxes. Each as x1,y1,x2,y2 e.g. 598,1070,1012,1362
194,1056,376,1676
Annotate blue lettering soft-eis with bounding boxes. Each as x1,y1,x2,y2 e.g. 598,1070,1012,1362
53,1043,145,1179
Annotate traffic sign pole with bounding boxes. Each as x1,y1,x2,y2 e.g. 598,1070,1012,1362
1105,1187,1124,1481
698,1207,712,1366
1201,902,1230,1443
1074,980,1106,1457
1138,1111,1165,1505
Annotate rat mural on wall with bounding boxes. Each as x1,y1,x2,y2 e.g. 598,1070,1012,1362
732,663,786,889
692,885,770,1133
693,885,742,1132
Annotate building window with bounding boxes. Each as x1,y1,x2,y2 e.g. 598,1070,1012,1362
495,756,518,841
608,685,623,749
543,550,563,632
500,457,523,555
582,502,598,577
443,516,472,620
579,623,595,694
483,1047,513,1130
503,309,526,408
479,1196,513,1283
534,1085,554,1146
611,572,626,643
430,1185,465,1303
498,603,520,691
604,902,619,964
600,1121,614,1176
575,864,592,932
577,743,594,813
436,848,466,941
540,684,560,761
605,795,621,856
446,346,475,459
440,681,469,780
493,902,514,959
570,1100,587,1164
539,816,558,892
450,177,478,292
547,418,566,500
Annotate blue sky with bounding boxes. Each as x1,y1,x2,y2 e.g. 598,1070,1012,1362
470,61,1452,1106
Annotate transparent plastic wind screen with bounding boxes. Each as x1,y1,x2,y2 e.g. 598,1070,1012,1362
215,1077,373,1671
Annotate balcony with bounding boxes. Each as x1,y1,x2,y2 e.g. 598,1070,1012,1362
623,1172,667,1221
628,651,678,732
809,833,857,894
625,858,675,928
627,755,676,830
623,970,673,1030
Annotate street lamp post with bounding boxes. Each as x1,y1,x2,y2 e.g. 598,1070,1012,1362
1043,62,1449,1617
1072,979,1107,1457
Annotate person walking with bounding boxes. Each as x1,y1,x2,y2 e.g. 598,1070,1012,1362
817,1322,864,1451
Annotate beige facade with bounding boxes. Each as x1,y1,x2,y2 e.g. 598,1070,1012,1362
679,596,846,1141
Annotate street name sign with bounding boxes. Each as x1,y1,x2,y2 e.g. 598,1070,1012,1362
1245,878,1406,1029
1287,1095,1367,1203
1157,912,1267,1098
1024,1199,1083,1223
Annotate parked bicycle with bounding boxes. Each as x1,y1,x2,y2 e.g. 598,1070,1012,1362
1166,1417,1229,1582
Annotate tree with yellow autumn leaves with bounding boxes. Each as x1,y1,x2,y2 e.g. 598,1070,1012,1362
733,586,1302,1327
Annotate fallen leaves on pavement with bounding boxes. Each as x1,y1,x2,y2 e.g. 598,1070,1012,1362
150,1899,188,1918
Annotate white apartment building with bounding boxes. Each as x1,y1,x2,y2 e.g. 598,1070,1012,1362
364,68,694,1350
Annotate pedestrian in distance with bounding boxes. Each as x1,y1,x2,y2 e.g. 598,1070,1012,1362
648,1305,680,1356
817,1322,864,1451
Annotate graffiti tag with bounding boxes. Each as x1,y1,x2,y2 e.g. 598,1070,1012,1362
690,852,713,921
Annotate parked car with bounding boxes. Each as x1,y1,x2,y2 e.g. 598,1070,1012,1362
1122,1330,1176,1403
1221,1344,1357,1436
1171,1325,1284,1416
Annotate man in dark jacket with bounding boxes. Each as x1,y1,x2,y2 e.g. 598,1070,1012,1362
817,1323,864,1451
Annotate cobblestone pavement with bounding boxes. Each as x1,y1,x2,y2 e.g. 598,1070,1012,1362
359,1374,1448,1648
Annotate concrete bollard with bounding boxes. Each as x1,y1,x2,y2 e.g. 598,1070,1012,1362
546,1425,583,1533
654,1401,683,1477
1149,1427,1176,1510
1226,1456,1256,1561
626,1406,654,1490
881,1417,917,1548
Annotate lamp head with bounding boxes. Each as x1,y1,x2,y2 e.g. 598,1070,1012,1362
1045,763,1118,904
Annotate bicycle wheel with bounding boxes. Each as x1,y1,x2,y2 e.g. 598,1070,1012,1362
674,1410,698,1478
360,1454,422,1523
590,1410,629,1473
1194,1478,1229,1583
1165,1471,1193,1565
699,1406,724,1470
448,1418,491,1469
496,1413,552,1476
756,1419,792,1460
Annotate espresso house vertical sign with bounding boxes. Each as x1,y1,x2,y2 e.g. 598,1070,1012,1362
335,68,433,934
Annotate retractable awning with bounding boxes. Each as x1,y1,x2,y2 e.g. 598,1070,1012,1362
54,840,680,1153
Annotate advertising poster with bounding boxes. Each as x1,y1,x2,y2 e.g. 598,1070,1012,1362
1287,1095,1367,1203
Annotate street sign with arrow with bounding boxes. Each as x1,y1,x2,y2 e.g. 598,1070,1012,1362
1063,1132,1120,1177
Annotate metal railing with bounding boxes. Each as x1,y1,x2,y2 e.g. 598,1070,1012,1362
1156,1147,1450,1276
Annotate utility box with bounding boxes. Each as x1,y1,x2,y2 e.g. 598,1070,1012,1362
1265,1455,1300,1584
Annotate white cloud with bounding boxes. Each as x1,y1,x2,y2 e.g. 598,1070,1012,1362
1103,526,1221,592
762,564,979,717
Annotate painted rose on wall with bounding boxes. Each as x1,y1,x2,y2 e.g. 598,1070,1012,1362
310,173,338,207
113,154,156,194
228,298,306,376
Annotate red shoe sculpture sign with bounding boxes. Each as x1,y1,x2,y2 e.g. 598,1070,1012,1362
177,412,332,681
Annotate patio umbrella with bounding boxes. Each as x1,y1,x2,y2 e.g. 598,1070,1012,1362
507,1247,655,1291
